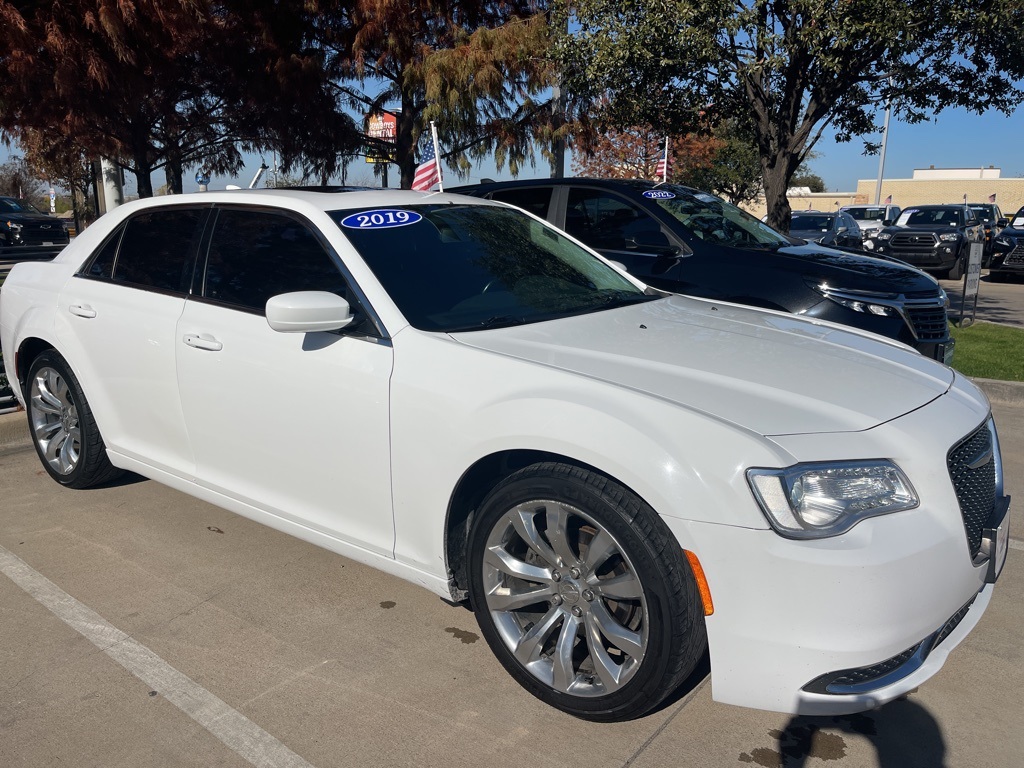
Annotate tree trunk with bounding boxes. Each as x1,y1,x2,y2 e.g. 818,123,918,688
164,148,183,194
397,89,418,189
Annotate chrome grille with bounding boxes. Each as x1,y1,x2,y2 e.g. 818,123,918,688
1004,245,1024,266
947,424,997,558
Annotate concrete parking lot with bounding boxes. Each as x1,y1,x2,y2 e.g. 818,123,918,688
0,386,1021,768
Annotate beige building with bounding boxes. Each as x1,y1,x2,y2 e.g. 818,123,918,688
855,167,1024,214
742,167,1024,219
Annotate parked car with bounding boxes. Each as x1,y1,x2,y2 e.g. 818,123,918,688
862,204,985,280
989,206,1024,282
0,196,70,257
840,204,902,239
453,179,953,363
788,210,862,248
1,190,1008,722
967,202,1008,265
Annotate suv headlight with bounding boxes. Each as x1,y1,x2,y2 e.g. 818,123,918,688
747,461,918,539
875,232,891,240
995,236,1013,248
939,233,960,242
809,283,899,316
4,220,22,231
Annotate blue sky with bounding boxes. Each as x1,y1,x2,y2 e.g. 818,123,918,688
5,102,1021,196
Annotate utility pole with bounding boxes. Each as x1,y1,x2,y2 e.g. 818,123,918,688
874,81,892,205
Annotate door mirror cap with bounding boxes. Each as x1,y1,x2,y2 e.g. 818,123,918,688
882,219,893,227
997,217,1010,228
266,291,354,333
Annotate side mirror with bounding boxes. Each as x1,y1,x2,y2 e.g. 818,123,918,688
882,219,893,227
837,226,848,233
625,234,680,258
997,217,1010,228
266,291,354,333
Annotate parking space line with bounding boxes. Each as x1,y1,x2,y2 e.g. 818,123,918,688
0,544,318,768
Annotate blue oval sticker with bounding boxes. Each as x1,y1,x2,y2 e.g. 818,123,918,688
340,209,423,229
642,190,676,200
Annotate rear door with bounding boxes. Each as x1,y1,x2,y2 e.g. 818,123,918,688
57,206,208,477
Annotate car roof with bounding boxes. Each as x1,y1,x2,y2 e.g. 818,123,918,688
97,188,497,216
449,177,706,196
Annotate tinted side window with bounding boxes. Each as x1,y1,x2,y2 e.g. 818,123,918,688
203,208,350,313
113,209,206,293
489,187,554,219
84,228,124,279
564,189,666,251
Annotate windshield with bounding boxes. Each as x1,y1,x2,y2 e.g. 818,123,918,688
0,197,43,214
842,207,886,221
652,188,788,247
790,215,835,231
333,204,655,332
895,208,963,227
968,206,995,222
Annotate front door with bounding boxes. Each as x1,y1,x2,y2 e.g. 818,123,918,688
175,206,395,555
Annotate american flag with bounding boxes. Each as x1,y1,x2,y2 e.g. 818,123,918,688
884,194,892,204
655,152,671,182
989,193,997,203
412,140,442,192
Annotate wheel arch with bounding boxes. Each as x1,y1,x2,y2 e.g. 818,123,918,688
16,336,58,397
443,449,648,601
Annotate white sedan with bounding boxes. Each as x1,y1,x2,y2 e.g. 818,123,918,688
0,189,1010,721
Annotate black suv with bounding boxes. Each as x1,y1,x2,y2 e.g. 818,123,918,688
0,196,70,257
788,211,862,248
451,178,953,363
862,204,984,280
990,206,1024,282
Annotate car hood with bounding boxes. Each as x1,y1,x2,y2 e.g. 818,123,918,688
3,211,59,225
745,242,939,294
878,225,958,237
450,295,954,436
788,229,832,242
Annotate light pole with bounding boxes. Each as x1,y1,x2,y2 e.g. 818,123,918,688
874,81,892,205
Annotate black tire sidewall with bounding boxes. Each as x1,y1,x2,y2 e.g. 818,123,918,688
467,464,700,721
26,351,101,488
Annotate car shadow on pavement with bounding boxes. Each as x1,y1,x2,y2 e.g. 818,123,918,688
740,698,945,767
83,470,148,489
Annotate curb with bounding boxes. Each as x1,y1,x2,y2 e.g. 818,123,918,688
973,377,1024,406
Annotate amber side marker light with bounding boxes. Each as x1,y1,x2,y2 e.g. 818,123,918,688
683,549,714,616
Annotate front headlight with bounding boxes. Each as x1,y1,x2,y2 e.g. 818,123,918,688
4,220,22,231
876,232,891,240
810,283,899,316
747,461,918,539
995,236,1013,248
939,233,960,242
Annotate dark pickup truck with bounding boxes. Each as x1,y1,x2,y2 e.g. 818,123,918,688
990,206,1024,282
1,196,70,259
451,178,954,363
861,204,984,280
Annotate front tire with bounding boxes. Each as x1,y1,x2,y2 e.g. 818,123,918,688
945,252,965,281
26,350,123,488
467,462,706,721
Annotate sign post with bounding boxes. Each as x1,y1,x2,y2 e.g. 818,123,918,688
366,112,397,188
958,241,984,327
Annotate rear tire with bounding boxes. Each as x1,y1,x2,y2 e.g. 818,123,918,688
467,462,707,721
26,351,123,488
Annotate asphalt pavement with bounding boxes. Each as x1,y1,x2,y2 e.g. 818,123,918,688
0,383,1022,768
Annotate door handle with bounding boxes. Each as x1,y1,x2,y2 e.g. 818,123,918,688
183,333,223,352
69,304,97,318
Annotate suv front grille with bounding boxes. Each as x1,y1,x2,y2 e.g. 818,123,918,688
891,233,938,252
947,423,997,558
905,303,949,340
1004,245,1024,266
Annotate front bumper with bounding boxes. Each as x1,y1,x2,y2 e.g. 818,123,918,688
661,389,1004,715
